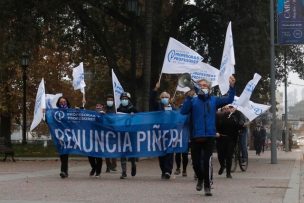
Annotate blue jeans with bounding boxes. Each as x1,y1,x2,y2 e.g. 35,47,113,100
239,128,248,160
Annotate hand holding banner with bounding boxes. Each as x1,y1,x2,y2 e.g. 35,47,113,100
30,78,46,131
218,22,235,95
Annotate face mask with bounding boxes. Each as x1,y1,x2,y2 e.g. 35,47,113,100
121,99,129,106
106,101,114,107
201,88,209,95
59,104,68,109
161,98,169,105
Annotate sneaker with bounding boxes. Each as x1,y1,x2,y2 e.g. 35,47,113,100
174,168,181,175
89,169,95,176
95,173,101,178
204,187,212,196
131,165,136,177
120,172,127,179
182,170,187,177
60,171,68,179
161,173,166,179
226,174,232,179
218,167,225,175
196,180,203,191
106,168,110,173
164,172,171,179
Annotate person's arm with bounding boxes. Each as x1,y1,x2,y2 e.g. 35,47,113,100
180,90,194,115
149,82,160,111
216,75,236,107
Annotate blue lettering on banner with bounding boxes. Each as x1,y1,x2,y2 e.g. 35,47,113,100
46,109,190,158
167,49,202,65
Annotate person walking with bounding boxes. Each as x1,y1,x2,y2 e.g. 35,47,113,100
117,92,138,179
253,124,263,155
104,94,117,172
87,103,104,177
150,81,175,180
180,76,236,196
56,96,71,179
174,152,189,177
216,105,244,179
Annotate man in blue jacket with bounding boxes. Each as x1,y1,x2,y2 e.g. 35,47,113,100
180,75,236,196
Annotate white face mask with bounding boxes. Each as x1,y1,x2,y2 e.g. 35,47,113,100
106,101,114,107
201,88,209,95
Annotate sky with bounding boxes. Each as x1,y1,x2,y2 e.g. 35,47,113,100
278,72,304,105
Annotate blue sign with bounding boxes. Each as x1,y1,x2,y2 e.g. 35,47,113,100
46,109,190,158
278,0,304,44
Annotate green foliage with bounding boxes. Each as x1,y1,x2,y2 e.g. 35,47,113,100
12,142,58,157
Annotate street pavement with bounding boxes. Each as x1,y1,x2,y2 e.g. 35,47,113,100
0,148,303,203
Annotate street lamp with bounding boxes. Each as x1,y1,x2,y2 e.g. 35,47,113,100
21,52,29,144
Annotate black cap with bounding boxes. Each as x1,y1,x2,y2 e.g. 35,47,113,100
106,94,114,99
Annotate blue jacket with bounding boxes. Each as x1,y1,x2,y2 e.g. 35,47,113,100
180,87,235,139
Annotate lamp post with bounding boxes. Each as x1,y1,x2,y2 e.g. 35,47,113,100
126,0,140,105
21,52,29,144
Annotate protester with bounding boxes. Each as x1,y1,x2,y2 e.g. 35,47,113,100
216,105,244,179
55,96,71,179
117,92,138,179
180,75,236,196
253,123,265,156
87,103,104,177
104,94,117,172
174,152,189,177
150,81,174,179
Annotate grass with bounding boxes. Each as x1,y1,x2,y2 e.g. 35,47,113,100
12,141,58,157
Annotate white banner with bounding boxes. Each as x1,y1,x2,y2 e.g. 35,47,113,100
46,93,63,109
218,22,235,95
112,69,124,111
30,78,46,131
161,37,203,74
190,62,219,87
235,73,261,107
232,96,271,121
72,62,86,94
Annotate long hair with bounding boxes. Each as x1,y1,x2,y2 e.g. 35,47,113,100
56,96,71,108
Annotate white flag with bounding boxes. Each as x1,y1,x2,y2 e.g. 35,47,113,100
232,96,271,121
190,62,219,87
161,37,203,74
235,73,261,107
30,78,46,131
72,62,86,94
218,22,235,95
45,93,63,109
112,69,124,111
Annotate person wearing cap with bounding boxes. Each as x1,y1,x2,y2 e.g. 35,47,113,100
104,94,117,172
87,104,104,178
180,76,236,196
117,92,138,179
150,81,175,180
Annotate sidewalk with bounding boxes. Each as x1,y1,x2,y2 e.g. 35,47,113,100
0,148,302,203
